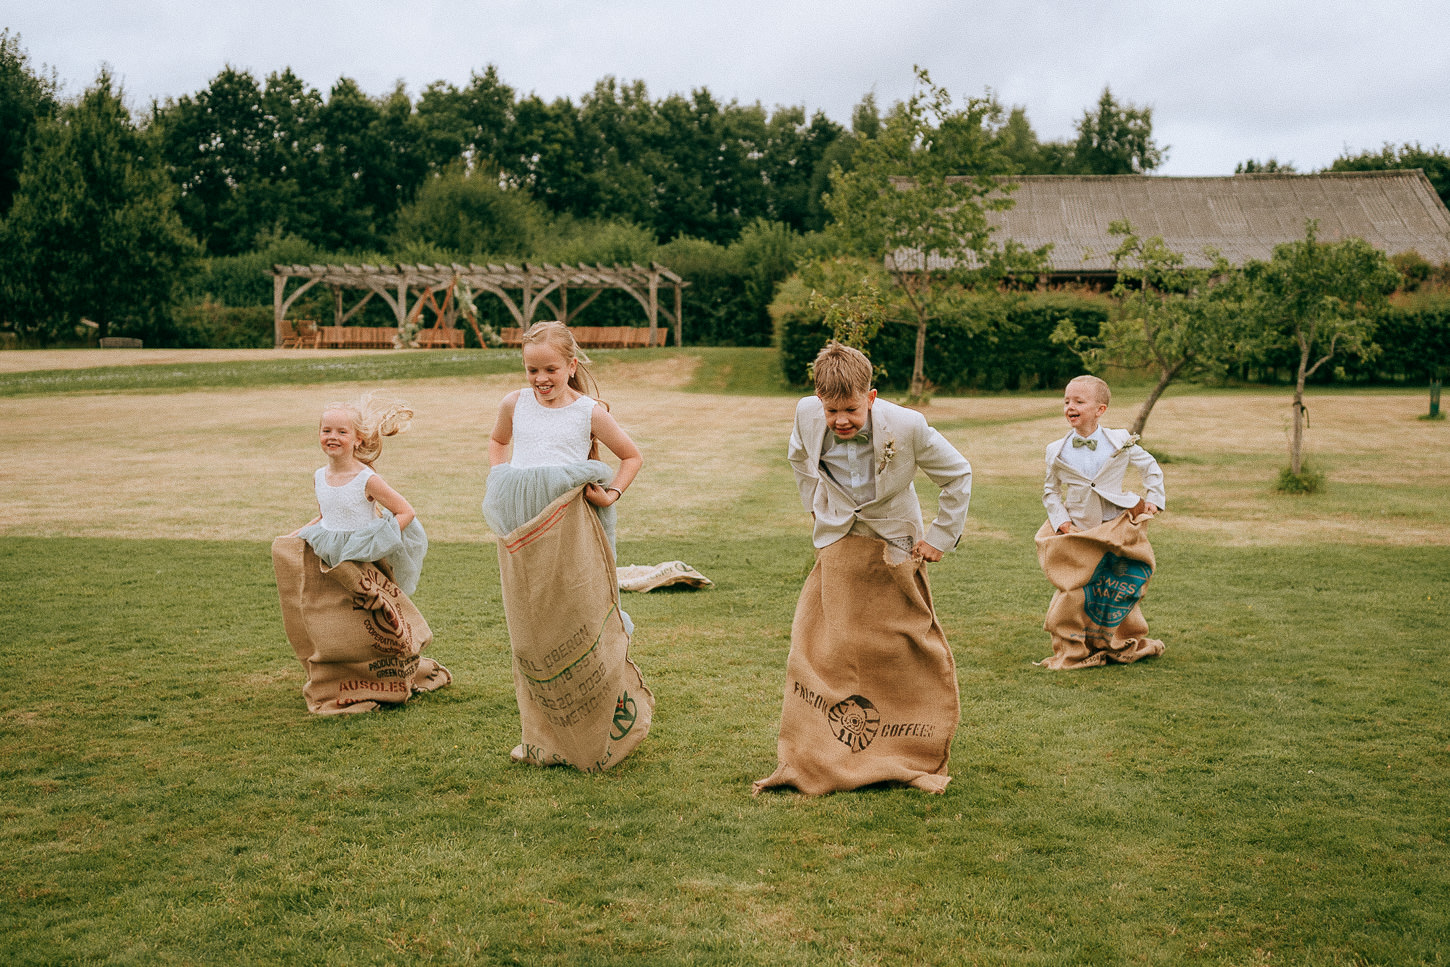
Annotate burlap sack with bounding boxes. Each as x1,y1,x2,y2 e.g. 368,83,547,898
1034,512,1165,670
753,534,960,796
497,485,654,771
272,537,451,714
616,561,713,593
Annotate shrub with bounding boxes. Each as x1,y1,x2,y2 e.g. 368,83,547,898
171,302,274,348
772,264,1106,391
1273,465,1326,495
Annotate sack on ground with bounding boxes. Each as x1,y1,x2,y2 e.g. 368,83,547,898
496,485,654,771
617,561,713,593
753,534,959,796
1034,512,1164,670
272,536,451,714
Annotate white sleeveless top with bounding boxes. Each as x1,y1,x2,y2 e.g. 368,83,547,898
510,390,595,468
314,465,376,530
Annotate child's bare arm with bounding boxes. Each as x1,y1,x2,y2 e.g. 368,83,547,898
366,473,416,532
488,391,518,466
587,405,642,507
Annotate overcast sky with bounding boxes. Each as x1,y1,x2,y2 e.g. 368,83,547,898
7,0,1448,176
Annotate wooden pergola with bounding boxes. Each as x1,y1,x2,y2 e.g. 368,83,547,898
272,261,687,347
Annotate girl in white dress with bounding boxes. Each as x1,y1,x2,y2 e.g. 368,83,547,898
289,392,428,595
483,321,641,552
483,322,652,769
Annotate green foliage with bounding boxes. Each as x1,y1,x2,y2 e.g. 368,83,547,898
170,301,274,348
1274,465,1327,494
774,262,1103,391
822,67,1050,396
1235,157,1298,173
534,217,659,266
1056,221,1244,435
1241,220,1400,473
1069,87,1165,175
183,233,330,307
0,70,199,344
390,162,548,259
0,29,58,218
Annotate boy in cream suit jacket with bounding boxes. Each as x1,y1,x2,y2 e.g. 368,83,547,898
1044,376,1164,532
1035,374,1166,670
755,342,970,797
788,347,972,560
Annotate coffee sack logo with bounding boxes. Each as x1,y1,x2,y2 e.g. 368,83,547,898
827,694,880,753
1083,552,1152,629
610,690,638,740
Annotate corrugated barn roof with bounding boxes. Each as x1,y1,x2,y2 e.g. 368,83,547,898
889,171,1450,274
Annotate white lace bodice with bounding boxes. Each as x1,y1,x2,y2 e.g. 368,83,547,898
510,390,595,468
314,465,376,530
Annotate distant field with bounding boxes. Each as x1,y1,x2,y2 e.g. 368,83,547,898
2,348,1446,965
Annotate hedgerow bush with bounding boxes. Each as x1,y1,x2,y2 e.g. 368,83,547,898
772,260,1107,391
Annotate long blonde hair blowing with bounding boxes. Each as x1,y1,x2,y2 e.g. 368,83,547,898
520,320,607,458
326,391,414,465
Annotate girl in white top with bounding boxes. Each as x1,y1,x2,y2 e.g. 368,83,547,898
287,392,428,595
483,321,642,551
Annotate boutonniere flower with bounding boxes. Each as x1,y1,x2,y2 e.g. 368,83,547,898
1113,433,1140,456
878,438,897,474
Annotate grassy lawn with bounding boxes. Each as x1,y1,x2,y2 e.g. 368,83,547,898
2,348,1447,965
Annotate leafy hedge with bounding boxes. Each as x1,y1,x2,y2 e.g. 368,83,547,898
774,269,1106,391
1236,299,1450,385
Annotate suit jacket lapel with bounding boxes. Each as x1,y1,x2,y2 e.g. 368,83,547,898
870,406,892,501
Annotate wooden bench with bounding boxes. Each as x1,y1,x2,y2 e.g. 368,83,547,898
316,326,400,349
99,337,143,348
498,326,664,348
279,319,320,348
415,328,466,349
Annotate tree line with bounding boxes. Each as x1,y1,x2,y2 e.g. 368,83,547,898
1,27,1447,351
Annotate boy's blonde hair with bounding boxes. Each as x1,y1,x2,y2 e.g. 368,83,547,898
1067,374,1111,406
812,341,873,400
325,391,413,465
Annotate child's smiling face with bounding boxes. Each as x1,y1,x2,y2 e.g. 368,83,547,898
319,408,359,459
1063,380,1108,436
820,390,876,440
523,342,577,404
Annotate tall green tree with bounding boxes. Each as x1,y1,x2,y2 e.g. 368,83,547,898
1,71,198,343
390,161,546,258
823,67,1046,399
1056,221,1240,437
1241,221,1399,477
1069,87,1164,175
152,66,267,255
0,30,58,218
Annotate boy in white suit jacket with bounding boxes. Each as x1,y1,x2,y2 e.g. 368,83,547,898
788,347,972,559
754,342,970,796
1044,376,1164,532
1035,374,1166,670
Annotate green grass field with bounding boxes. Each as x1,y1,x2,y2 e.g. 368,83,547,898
2,348,1447,966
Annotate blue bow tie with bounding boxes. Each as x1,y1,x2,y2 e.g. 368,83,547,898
1072,436,1097,450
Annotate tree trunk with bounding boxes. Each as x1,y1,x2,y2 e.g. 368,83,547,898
1130,365,1176,437
1290,345,1310,475
910,317,928,401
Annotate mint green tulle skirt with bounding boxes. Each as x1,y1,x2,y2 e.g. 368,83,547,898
482,460,616,555
297,512,428,597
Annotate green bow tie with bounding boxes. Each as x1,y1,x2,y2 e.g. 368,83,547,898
834,433,869,446
1072,436,1097,450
